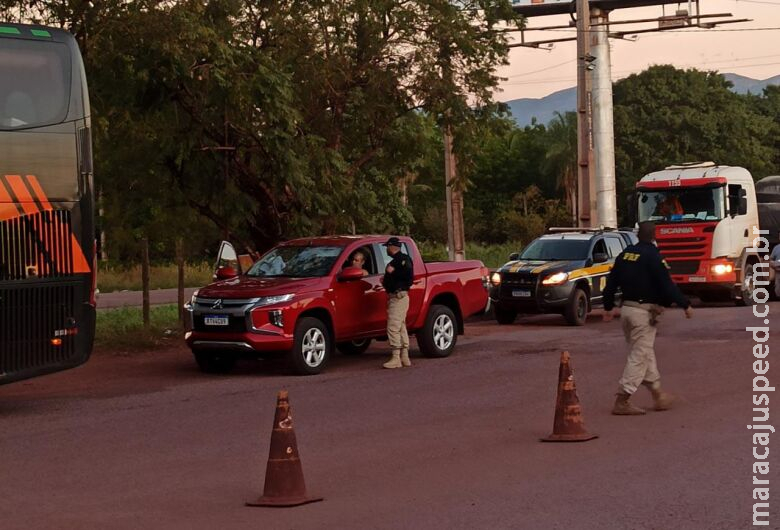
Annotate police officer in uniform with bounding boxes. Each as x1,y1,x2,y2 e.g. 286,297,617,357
381,237,414,369
603,221,693,415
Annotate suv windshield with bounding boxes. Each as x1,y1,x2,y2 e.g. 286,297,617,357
519,238,590,261
638,186,726,223
247,245,343,278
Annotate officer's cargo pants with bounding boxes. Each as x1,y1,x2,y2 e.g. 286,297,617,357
387,291,410,350
619,303,661,394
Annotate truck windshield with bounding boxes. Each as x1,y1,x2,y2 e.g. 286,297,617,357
638,186,726,223
0,39,71,130
247,245,344,278
519,239,590,261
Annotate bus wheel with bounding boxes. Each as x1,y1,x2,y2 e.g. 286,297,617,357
194,351,237,374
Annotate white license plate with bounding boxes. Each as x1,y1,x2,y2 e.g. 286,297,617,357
512,289,531,298
204,315,229,326
688,276,706,283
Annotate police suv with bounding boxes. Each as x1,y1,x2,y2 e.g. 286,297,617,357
489,228,638,326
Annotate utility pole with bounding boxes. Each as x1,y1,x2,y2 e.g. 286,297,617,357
575,0,596,227
444,126,466,261
591,8,618,228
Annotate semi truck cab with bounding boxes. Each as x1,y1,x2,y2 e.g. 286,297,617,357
636,162,758,305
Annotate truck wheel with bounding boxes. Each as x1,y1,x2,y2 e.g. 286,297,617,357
337,339,372,355
193,351,236,374
494,305,518,325
418,304,457,358
290,317,331,375
735,261,756,306
564,288,588,326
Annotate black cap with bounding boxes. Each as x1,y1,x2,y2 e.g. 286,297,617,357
382,236,402,247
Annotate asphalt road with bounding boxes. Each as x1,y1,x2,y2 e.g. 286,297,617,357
1,305,776,529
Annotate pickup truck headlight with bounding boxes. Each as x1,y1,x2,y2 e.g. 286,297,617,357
542,272,569,286
255,294,294,307
490,272,502,286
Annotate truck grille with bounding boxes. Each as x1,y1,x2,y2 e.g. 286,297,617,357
667,260,700,276
500,272,537,298
0,282,77,374
0,210,73,281
657,236,707,259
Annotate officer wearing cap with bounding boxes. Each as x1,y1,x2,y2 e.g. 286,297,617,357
602,221,693,415
381,236,414,369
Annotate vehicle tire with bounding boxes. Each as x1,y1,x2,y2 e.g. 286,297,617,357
564,288,588,326
337,338,372,355
193,351,237,374
494,305,518,325
290,317,331,375
735,261,756,306
418,304,458,358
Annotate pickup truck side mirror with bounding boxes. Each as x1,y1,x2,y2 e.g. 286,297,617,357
338,267,365,282
216,266,238,280
593,252,609,264
509,252,520,261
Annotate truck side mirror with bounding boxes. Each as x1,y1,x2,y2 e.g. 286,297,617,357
338,267,365,282
625,192,638,225
509,252,520,261
739,189,748,216
215,266,238,280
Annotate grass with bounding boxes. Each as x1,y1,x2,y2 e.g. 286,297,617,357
95,304,183,351
97,262,213,293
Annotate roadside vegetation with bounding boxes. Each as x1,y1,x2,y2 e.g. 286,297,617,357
95,305,182,351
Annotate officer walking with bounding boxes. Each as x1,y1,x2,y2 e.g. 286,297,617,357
602,221,693,415
381,237,414,369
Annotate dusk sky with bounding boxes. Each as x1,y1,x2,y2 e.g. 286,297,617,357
496,0,780,100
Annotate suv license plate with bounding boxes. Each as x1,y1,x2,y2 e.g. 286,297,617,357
204,315,229,326
512,289,531,298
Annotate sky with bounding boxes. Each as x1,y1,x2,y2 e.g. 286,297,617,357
496,0,780,100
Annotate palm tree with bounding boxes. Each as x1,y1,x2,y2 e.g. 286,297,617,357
543,111,578,225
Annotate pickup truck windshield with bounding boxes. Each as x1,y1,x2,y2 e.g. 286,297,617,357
638,186,725,223
247,245,343,278
519,239,590,261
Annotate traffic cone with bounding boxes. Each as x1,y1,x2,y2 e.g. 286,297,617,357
246,390,323,507
541,351,598,443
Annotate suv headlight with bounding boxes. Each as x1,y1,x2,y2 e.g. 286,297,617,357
542,272,569,286
255,294,294,307
490,272,502,286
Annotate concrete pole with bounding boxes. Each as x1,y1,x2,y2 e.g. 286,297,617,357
575,0,595,227
591,8,618,228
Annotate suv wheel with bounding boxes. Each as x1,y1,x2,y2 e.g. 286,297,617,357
418,304,457,358
564,288,588,326
494,305,518,325
193,351,237,374
290,317,331,375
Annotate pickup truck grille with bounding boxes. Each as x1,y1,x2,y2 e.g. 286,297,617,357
193,314,247,333
500,272,537,298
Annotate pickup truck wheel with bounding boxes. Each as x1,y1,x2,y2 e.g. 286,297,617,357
290,317,331,375
337,339,372,355
564,288,588,326
418,305,457,358
193,351,236,374
494,305,517,325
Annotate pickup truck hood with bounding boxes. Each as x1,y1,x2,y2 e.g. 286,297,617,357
197,276,325,299
499,260,573,274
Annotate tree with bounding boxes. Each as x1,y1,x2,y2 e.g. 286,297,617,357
543,111,577,225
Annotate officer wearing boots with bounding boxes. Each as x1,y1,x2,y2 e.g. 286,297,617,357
381,237,413,369
602,221,693,415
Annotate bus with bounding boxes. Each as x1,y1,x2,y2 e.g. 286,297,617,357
0,23,96,385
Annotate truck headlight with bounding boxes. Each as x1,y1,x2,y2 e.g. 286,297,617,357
711,263,733,275
490,272,502,286
542,272,569,285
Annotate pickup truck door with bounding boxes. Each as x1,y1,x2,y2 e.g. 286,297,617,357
333,245,387,338
373,241,425,328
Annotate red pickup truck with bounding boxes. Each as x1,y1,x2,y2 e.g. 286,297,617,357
184,235,490,375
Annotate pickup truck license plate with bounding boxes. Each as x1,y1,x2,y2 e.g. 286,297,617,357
512,289,531,298
204,315,229,326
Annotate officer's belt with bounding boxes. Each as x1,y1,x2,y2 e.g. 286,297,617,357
622,300,659,311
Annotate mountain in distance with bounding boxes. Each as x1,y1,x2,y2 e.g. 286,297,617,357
505,73,780,127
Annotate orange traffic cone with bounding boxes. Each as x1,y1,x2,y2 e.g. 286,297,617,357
541,351,598,443
246,390,323,507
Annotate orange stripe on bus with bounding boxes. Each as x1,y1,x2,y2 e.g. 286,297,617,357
26,175,53,210
0,180,22,220
5,174,38,215
71,234,92,273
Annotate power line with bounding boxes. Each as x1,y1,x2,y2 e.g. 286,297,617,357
518,26,780,34
505,59,575,78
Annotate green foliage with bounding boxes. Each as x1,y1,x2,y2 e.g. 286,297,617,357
95,305,181,350
416,241,523,268
97,262,213,293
